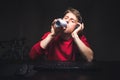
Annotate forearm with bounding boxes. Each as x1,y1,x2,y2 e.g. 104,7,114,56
40,33,55,49
73,35,94,62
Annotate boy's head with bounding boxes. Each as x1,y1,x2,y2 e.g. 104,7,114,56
62,8,82,34
64,7,82,23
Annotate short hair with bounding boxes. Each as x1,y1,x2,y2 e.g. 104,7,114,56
64,7,82,23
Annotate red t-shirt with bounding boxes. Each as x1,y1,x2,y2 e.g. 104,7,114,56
29,32,90,61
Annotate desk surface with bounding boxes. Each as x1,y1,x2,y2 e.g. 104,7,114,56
0,61,120,80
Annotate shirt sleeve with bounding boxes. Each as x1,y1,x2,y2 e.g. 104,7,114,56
29,32,50,60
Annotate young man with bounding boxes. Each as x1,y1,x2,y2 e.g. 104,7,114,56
29,8,94,62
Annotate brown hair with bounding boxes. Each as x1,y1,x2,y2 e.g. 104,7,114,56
64,7,82,23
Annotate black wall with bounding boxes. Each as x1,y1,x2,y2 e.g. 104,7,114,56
0,0,120,61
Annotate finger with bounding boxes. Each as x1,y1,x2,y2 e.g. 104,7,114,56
51,26,54,32
81,23,84,30
51,19,57,26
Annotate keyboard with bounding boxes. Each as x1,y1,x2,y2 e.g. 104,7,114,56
33,61,94,71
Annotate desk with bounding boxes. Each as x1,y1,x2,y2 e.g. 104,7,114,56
0,61,120,80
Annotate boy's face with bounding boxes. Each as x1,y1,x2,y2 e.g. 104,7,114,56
63,12,78,34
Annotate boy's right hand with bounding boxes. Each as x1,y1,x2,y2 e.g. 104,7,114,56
50,19,66,36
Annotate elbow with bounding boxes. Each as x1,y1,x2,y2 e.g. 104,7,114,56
87,55,93,62
29,52,36,60
87,51,94,62
29,48,37,60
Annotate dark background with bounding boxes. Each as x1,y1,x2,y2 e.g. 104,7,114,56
0,0,120,61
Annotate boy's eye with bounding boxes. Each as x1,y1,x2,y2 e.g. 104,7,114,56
71,20,75,23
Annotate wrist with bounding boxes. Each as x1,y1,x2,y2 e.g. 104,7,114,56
49,33,56,38
72,33,79,39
